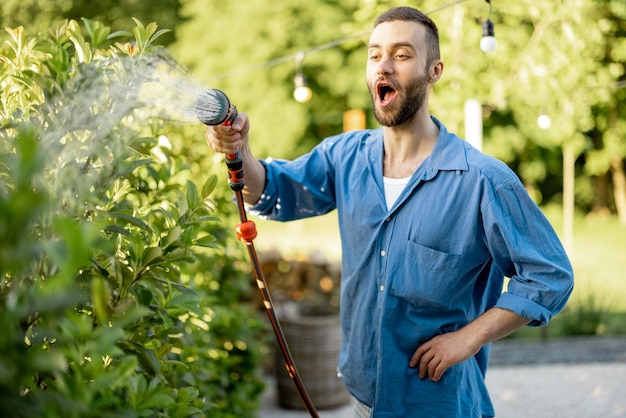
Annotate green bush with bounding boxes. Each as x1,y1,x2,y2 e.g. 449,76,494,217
0,19,267,417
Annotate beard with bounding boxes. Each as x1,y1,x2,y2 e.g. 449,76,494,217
369,72,429,127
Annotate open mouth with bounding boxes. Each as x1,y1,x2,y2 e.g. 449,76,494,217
376,82,397,107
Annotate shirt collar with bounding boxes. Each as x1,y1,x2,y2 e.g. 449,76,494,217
427,116,470,173
365,116,470,182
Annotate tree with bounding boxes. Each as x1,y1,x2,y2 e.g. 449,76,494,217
359,1,626,221
171,0,626,221
171,0,370,159
582,0,626,222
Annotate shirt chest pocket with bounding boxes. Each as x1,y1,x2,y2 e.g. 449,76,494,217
388,240,470,310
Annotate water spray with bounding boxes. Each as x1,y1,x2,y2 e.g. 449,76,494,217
195,90,319,417
62,55,318,413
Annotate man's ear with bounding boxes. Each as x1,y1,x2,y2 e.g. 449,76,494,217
429,60,444,83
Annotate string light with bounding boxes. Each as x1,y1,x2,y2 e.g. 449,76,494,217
208,0,470,82
480,0,497,53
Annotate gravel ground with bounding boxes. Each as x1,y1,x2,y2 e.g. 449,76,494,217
258,336,626,418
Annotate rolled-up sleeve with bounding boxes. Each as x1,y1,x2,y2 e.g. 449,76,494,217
247,140,338,221
483,177,574,326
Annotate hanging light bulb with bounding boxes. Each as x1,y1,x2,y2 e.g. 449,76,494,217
480,20,497,52
293,72,312,103
480,0,497,53
293,51,312,103
537,111,552,129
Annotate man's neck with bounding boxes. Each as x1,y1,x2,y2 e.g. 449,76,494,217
382,112,439,179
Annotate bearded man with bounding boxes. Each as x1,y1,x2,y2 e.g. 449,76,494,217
205,6,573,417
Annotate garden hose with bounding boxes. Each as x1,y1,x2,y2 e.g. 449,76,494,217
197,90,319,417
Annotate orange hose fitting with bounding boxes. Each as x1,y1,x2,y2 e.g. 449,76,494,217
236,221,258,242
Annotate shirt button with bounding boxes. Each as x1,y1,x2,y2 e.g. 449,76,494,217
379,285,385,291
380,250,386,257
385,217,391,222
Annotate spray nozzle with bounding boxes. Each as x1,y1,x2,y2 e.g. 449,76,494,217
194,89,237,126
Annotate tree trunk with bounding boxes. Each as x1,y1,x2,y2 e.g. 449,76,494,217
610,157,626,225
591,174,610,213
563,146,575,255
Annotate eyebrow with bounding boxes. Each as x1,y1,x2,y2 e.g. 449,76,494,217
367,41,415,50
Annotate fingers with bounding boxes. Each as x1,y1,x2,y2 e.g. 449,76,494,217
205,112,249,155
230,112,248,133
409,340,447,382
429,361,446,382
409,344,426,368
419,351,437,380
205,127,240,154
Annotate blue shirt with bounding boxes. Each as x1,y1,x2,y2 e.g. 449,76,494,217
250,117,574,417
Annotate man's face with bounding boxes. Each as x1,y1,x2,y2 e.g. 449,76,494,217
366,20,431,127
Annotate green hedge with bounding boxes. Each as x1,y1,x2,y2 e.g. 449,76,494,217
0,19,267,417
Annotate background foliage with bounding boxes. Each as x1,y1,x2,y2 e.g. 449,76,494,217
0,19,266,417
1,0,626,416
0,0,182,45
171,0,626,220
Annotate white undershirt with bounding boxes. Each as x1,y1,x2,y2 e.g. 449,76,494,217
383,176,411,210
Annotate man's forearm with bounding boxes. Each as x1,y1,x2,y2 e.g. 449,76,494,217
462,307,531,349
240,145,266,206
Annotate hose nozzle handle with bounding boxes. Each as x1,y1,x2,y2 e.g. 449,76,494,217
225,150,244,192
221,105,244,192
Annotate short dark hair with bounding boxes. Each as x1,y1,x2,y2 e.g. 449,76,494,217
374,7,440,65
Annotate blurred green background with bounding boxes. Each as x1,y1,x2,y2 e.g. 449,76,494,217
1,0,625,415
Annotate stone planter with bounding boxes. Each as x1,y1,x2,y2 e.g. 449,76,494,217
274,313,350,410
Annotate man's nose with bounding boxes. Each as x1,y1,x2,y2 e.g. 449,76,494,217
375,55,394,75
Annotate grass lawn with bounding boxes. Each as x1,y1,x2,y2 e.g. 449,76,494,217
253,212,342,260
542,204,626,314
